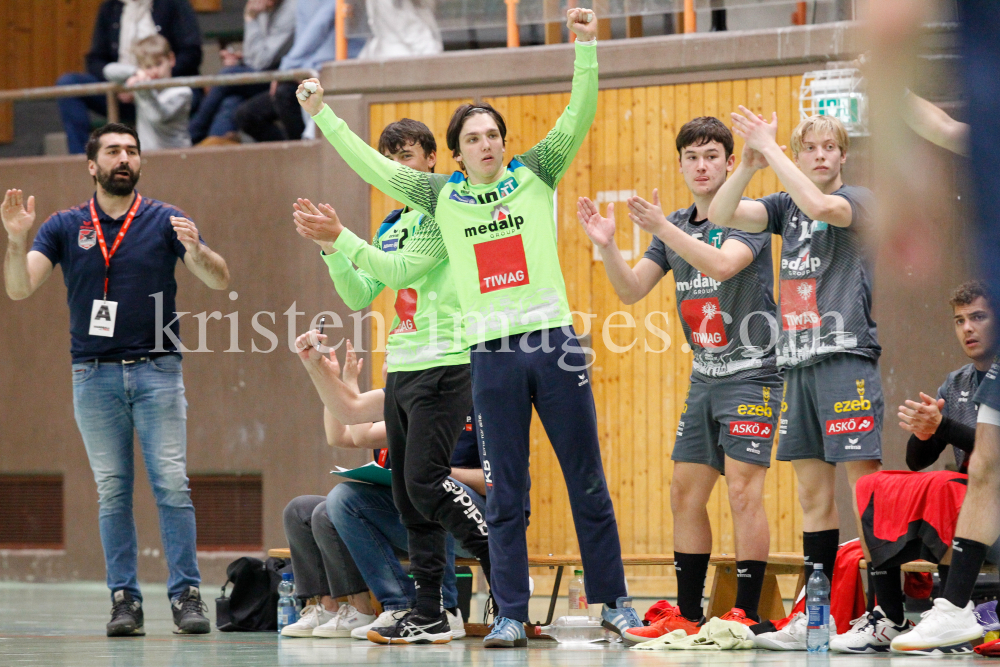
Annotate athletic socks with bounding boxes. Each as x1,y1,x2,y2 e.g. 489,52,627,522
865,562,878,612
415,583,442,617
803,529,839,584
938,563,950,591
943,537,989,608
869,564,905,624
675,552,711,621
734,560,766,621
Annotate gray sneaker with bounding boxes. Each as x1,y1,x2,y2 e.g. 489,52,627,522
171,586,211,634
107,590,145,637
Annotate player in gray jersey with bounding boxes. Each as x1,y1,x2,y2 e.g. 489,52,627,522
709,111,882,602
577,117,780,634
900,282,995,475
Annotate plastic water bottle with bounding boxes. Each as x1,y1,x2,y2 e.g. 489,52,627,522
277,572,299,632
568,570,587,612
539,615,614,644
806,563,831,652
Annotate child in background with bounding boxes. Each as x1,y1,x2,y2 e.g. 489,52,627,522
104,34,192,150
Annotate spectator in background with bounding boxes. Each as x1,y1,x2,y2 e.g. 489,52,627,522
189,0,297,145
104,35,193,150
357,0,442,60
57,0,203,154
234,0,364,142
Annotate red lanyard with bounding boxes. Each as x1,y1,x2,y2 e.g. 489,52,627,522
89,194,142,299
377,448,389,468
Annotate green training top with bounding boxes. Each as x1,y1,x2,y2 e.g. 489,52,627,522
323,208,468,372
317,40,598,347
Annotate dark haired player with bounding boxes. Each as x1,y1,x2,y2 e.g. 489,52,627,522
292,118,490,645
2,124,229,636
292,8,641,649
578,117,781,640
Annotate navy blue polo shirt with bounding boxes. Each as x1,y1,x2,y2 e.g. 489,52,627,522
32,192,202,363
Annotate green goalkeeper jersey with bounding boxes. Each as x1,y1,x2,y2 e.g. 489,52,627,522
318,40,598,348
323,208,468,372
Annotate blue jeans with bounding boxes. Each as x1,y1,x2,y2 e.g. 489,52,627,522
56,72,136,155
188,64,268,144
72,354,200,602
328,480,484,611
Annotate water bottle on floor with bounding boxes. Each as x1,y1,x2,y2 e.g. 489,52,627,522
277,572,299,632
568,570,587,612
805,563,831,652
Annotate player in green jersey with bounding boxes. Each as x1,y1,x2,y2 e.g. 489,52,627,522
293,119,488,645
292,8,640,648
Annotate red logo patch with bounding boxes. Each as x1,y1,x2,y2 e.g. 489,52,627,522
781,278,820,331
680,297,728,348
729,421,773,438
390,288,418,335
473,235,529,294
825,415,875,435
78,228,97,250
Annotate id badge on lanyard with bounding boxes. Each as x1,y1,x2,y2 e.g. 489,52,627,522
88,194,142,338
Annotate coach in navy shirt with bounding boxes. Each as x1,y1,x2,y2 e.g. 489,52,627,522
1,123,229,637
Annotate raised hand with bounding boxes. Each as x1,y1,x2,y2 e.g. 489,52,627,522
295,330,339,368
627,189,668,236
2,189,36,241
740,142,770,171
898,392,945,440
293,198,344,246
576,197,617,248
170,216,203,256
341,339,364,392
567,7,597,41
295,77,325,117
731,106,779,152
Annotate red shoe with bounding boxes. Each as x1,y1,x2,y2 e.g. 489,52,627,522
719,608,757,627
623,602,702,644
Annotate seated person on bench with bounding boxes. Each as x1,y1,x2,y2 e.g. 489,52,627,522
834,281,998,653
282,335,486,640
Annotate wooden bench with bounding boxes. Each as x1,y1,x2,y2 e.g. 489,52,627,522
267,548,800,628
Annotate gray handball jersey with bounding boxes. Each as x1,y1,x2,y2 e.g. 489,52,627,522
760,185,880,369
644,203,778,382
937,363,981,470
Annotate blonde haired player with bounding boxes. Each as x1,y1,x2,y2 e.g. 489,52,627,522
709,110,882,649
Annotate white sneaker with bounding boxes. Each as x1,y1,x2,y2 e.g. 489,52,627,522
447,609,466,639
753,611,838,651
280,604,336,637
312,604,377,638
890,598,981,654
350,608,410,640
830,606,914,653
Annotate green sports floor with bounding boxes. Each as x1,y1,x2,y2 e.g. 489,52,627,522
0,582,942,666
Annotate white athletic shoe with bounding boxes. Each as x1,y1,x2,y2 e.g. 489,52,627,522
312,604,377,638
753,611,838,651
447,609,466,639
890,598,981,655
830,607,914,653
280,604,336,637
351,608,410,640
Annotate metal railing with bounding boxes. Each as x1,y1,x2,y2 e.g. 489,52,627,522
0,68,318,124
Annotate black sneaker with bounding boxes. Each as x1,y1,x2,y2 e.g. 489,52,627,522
171,586,211,634
107,590,145,637
367,609,452,644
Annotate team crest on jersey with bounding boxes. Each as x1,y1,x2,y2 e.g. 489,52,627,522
78,228,97,250
763,386,771,403
498,177,518,197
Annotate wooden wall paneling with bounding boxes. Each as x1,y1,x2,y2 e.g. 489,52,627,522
0,1,13,143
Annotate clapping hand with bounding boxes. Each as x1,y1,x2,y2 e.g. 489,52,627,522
898,392,945,440
294,198,344,249
576,197,617,248
627,189,669,237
